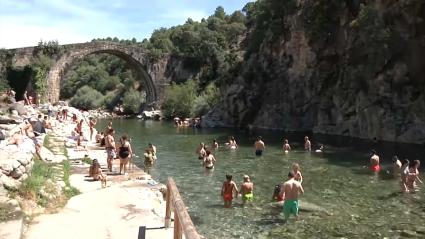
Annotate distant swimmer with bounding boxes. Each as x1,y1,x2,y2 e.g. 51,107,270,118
406,160,423,193
148,143,157,160
292,163,303,184
315,144,324,153
203,150,216,169
400,159,410,192
369,149,381,172
392,155,402,177
227,136,238,150
254,136,265,156
211,139,219,150
304,136,311,151
272,184,284,202
282,139,291,153
196,143,206,159
221,174,238,208
239,175,254,204
280,171,304,221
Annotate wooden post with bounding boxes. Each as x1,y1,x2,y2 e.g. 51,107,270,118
165,182,171,228
173,207,182,239
165,177,201,239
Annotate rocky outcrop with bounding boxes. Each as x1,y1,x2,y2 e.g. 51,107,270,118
204,0,425,144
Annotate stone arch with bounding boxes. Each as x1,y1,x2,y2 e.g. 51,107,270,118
47,42,158,106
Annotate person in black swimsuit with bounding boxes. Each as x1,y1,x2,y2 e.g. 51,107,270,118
118,135,133,175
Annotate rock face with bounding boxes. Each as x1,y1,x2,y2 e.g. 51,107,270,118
204,0,425,144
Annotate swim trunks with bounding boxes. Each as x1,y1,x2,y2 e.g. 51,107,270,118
223,193,233,201
205,166,214,169
283,199,299,219
370,164,381,172
242,193,253,202
255,150,263,156
106,148,116,159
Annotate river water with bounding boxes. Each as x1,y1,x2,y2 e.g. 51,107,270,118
98,119,425,239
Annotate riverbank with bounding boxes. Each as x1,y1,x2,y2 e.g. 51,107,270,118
0,100,177,239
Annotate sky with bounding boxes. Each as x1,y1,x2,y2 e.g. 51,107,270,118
0,0,252,49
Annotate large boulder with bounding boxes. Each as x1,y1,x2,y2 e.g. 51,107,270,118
9,103,28,116
1,174,20,190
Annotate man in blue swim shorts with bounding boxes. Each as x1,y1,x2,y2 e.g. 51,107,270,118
280,171,304,220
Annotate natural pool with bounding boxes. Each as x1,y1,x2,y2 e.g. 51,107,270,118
98,119,425,239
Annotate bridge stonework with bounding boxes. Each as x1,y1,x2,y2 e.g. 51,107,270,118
11,42,171,107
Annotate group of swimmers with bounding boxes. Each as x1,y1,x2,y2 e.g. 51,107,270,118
193,135,311,220
195,134,423,221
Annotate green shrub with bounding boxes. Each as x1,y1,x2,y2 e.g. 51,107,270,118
122,88,145,113
70,86,104,110
162,80,197,118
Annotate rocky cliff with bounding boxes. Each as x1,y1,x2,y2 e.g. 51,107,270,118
204,0,425,144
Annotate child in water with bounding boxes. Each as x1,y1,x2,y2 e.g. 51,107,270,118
272,184,284,202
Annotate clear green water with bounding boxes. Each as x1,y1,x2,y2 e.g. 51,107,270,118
98,119,425,239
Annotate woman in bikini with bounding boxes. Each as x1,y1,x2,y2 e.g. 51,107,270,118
221,174,238,208
203,150,216,170
89,159,107,187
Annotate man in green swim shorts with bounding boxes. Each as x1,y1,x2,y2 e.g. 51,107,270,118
239,175,254,204
280,171,304,220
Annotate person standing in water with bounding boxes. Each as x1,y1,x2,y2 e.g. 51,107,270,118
292,163,303,184
196,143,206,159
280,171,304,221
211,139,219,150
148,143,157,160
239,175,254,204
406,160,423,193
221,174,238,208
400,159,410,192
282,139,291,152
304,136,311,151
392,155,402,177
369,149,381,172
228,136,238,150
203,150,216,169
254,136,266,156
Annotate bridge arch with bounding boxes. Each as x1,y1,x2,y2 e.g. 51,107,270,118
47,42,159,106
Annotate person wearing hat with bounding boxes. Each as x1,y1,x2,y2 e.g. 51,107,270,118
239,175,254,204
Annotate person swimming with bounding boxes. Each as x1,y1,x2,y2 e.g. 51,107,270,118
281,171,304,221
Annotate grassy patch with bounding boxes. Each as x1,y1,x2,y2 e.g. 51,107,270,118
18,160,55,205
62,160,80,199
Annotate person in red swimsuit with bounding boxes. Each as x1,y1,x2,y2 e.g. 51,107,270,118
221,174,238,208
369,149,381,172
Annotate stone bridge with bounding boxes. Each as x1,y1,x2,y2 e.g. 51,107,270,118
10,41,174,106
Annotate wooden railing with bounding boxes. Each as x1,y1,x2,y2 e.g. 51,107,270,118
165,178,202,239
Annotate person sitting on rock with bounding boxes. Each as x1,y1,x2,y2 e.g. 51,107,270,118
89,159,107,187
43,116,53,130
